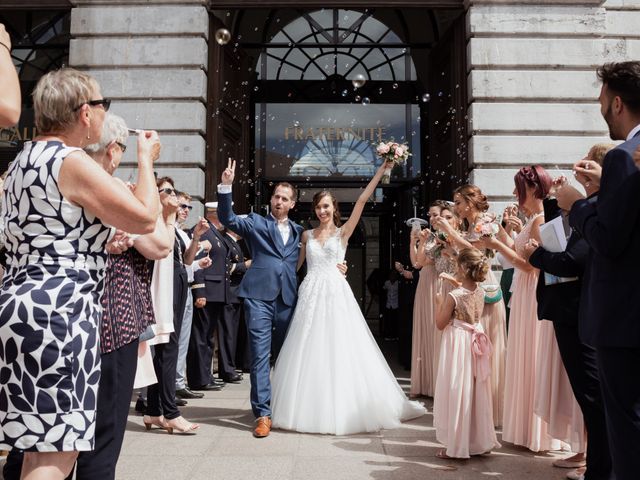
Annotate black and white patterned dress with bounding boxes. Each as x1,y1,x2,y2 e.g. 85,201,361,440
0,141,112,452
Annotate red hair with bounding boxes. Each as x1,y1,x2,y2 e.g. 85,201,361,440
514,165,552,207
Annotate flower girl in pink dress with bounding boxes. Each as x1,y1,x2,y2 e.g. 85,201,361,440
433,248,501,459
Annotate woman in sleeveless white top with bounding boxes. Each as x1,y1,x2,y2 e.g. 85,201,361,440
271,163,426,435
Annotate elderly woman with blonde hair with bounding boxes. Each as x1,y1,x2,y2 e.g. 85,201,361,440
0,68,160,479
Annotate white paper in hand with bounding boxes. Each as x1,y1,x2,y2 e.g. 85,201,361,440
539,215,567,253
539,215,578,285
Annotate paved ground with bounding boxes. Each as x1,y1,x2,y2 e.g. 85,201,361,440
0,353,578,480
111,370,575,480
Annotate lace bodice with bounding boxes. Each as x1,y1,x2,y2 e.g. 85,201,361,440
449,286,485,325
305,228,346,275
425,240,456,274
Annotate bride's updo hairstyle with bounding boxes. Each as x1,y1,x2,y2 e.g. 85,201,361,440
457,247,490,283
514,165,552,207
453,184,489,213
312,190,342,227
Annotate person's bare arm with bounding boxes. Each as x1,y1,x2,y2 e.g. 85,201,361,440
433,216,473,250
435,292,455,330
0,25,20,127
183,218,209,265
414,230,435,268
340,162,389,241
133,215,174,260
58,131,161,234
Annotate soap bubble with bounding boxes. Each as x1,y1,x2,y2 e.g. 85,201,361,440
214,28,232,46
351,73,366,88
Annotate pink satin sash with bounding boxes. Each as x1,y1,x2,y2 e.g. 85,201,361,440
452,320,493,381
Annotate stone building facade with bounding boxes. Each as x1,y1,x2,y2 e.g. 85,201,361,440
64,0,640,217
0,0,635,321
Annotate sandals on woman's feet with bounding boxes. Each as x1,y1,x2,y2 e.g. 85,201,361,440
165,416,200,435
143,415,170,432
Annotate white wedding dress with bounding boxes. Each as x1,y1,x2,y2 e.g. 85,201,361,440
271,228,426,435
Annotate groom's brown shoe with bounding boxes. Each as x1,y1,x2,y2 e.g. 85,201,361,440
253,416,272,438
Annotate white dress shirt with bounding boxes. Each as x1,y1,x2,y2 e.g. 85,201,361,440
626,123,640,141
271,214,291,245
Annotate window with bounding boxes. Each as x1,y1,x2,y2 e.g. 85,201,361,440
257,9,416,82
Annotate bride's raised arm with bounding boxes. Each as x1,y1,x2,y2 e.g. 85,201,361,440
341,161,391,241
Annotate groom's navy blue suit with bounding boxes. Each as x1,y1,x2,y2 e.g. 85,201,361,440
569,130,640,480
218,191,303,418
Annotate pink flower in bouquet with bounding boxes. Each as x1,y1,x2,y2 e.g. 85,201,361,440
473,213,499,237
377,143,390,155
395,146,405,158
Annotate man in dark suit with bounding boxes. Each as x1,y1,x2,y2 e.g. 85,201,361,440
526,199,612,480
186,202,232,390
556,61,640,480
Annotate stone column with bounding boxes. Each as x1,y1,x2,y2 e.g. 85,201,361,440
69,0,209,219
465,0,640,212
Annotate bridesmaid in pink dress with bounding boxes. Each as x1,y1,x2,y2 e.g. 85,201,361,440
409,201,446,397
433,247,500,459
478,165,555,452
534,321,586,454
433,186,507,427
427,204,459,395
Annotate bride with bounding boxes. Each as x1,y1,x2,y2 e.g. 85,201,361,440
271,161,426,435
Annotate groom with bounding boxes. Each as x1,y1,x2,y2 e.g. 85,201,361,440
217,159,303,438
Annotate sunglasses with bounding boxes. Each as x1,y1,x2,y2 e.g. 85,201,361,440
179,204,193,211
74,98,111,112
158,188,177,196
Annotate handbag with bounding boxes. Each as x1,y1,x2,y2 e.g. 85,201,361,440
138,324,156,342
481,284,503,304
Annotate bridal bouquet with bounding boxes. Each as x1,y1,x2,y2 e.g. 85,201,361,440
376,140,411,184
468,213,500,241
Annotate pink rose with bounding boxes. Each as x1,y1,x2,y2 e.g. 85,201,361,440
395,146,405,157
377,143,390,155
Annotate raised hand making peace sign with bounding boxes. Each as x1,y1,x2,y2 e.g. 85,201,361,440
221,157,236,185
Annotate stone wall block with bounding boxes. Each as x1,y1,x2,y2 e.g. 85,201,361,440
469,103,607,134
120,134,206,168
469,70,601,101
468,38,639,68
70,37,208,68
110,101,206,133
71,5,209,36
470,135,616,167
87,69,207,100
603,0,640,10
468,5,605,36
605,10,640,37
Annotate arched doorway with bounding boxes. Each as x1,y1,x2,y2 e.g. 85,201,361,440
208,6,467,333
